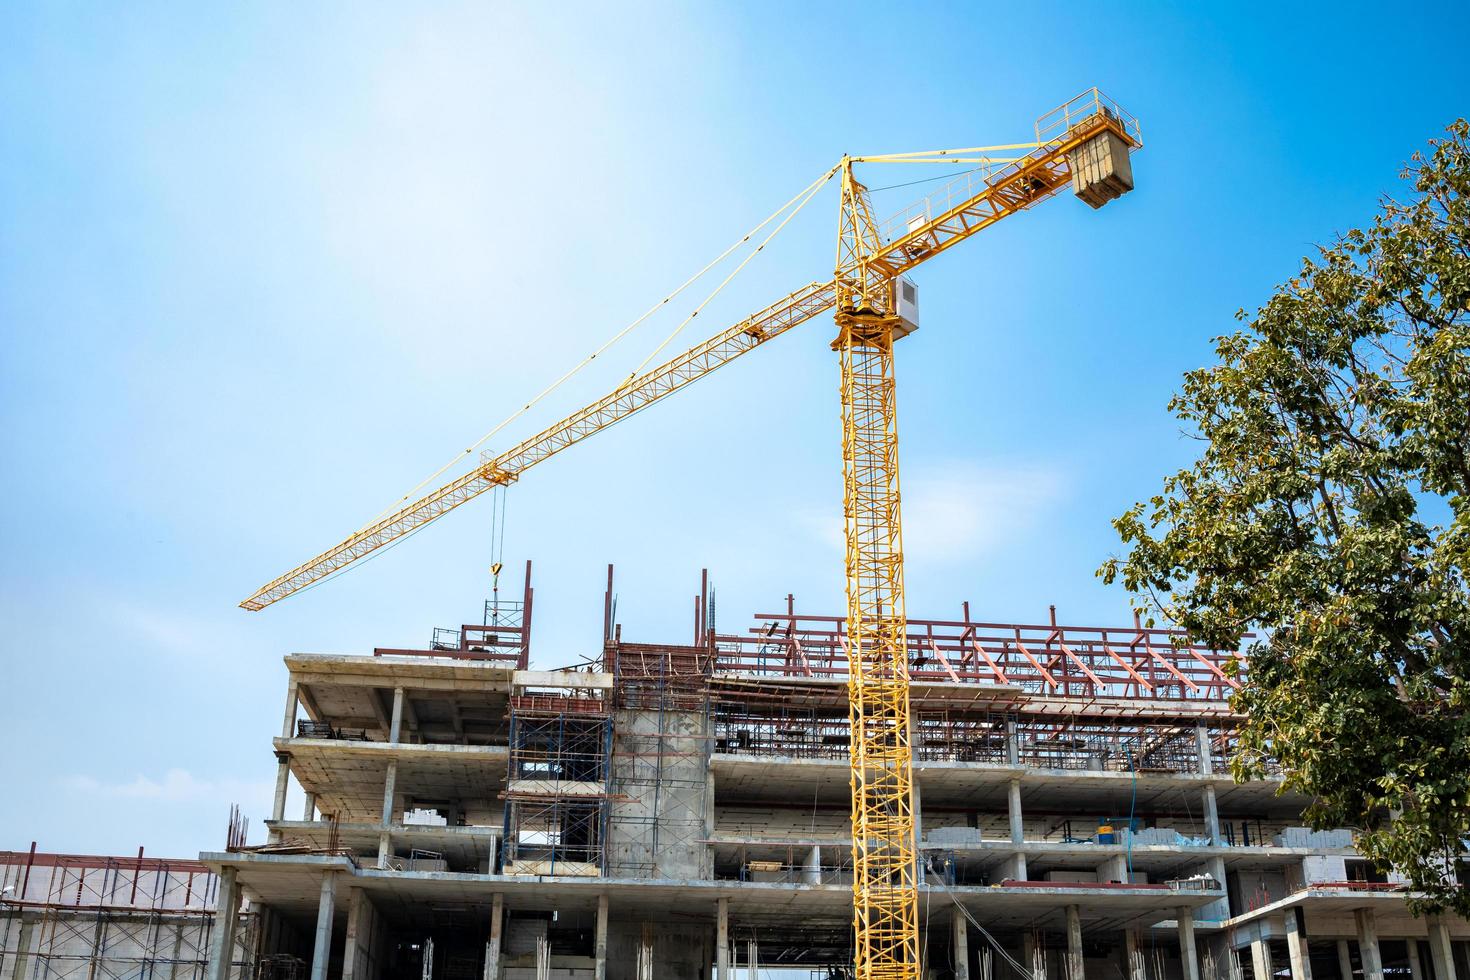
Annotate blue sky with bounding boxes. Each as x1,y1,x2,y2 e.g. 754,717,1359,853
2,2,1467,859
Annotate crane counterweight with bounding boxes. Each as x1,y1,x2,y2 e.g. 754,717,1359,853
1068,128,1136,208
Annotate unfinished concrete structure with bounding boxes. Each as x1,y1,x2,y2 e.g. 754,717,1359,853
11,568,1466,980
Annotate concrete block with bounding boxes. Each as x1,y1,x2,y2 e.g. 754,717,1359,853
1067,130,1134,209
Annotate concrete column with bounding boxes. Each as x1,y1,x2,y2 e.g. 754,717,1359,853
1006,718,1020,766
1178,910,1201,980
9,916,36,980
390,686,405,744
203,868,240,980
803,845,822,885
1065,905,1084,980
272,755,291,823
1006,776,1027,880
310,872,337,980
1008,778,1024,844
1124,930,1147,980
381,761,398,827
377,754,396,866
952,912,970,980
1195,858,1229,927
341,888,364,980
1202,784,1222,845
716,897,730,980
484,893,503,980
912,776,925,852
705,769,717,836
303,793,317,822
1427,916,1458,980
593,895,607,980
1024,932,1040,980
1407,941,1425,980
1252,937,1274,980
377,758,399,868
1285,911,1312,980
282,679,300,738
1098,854,1128,884
1336,940,1353,980
745,939,757,980
1196,725,1214,775
1355,910,1383,980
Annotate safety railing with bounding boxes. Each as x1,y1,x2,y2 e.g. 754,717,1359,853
1035,87,1141,148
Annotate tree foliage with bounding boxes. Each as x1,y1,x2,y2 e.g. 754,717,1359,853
1100,121,1470,914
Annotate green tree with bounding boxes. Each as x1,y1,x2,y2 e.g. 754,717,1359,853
1100,121,1470,915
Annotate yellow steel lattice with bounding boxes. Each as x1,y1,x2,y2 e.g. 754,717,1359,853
835,162,919,980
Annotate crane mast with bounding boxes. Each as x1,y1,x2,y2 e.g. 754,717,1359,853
834,161,920,978
239,87,1142,980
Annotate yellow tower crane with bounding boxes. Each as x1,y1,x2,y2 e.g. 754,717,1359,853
240,88,1141,980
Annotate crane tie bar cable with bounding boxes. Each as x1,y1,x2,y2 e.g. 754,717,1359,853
358,164,842,532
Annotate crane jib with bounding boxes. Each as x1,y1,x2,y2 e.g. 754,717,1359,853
240,90,1138,614
240,280,837,609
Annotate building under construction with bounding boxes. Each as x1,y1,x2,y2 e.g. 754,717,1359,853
10,565,1463,980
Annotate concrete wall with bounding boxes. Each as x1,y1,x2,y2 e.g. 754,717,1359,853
608,708,710,879
1228,871,1292,915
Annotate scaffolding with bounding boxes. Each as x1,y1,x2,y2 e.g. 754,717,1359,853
1017,719,1203,773
499,796,608,877
501,692,613,877
709,688,1230,775
913,712,1009,764
712,703,852,760
0,850,255,980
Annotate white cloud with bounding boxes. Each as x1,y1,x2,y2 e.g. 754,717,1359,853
106,601,202,656
101,597,254,666
62,769,272,804
798,460,1065,565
